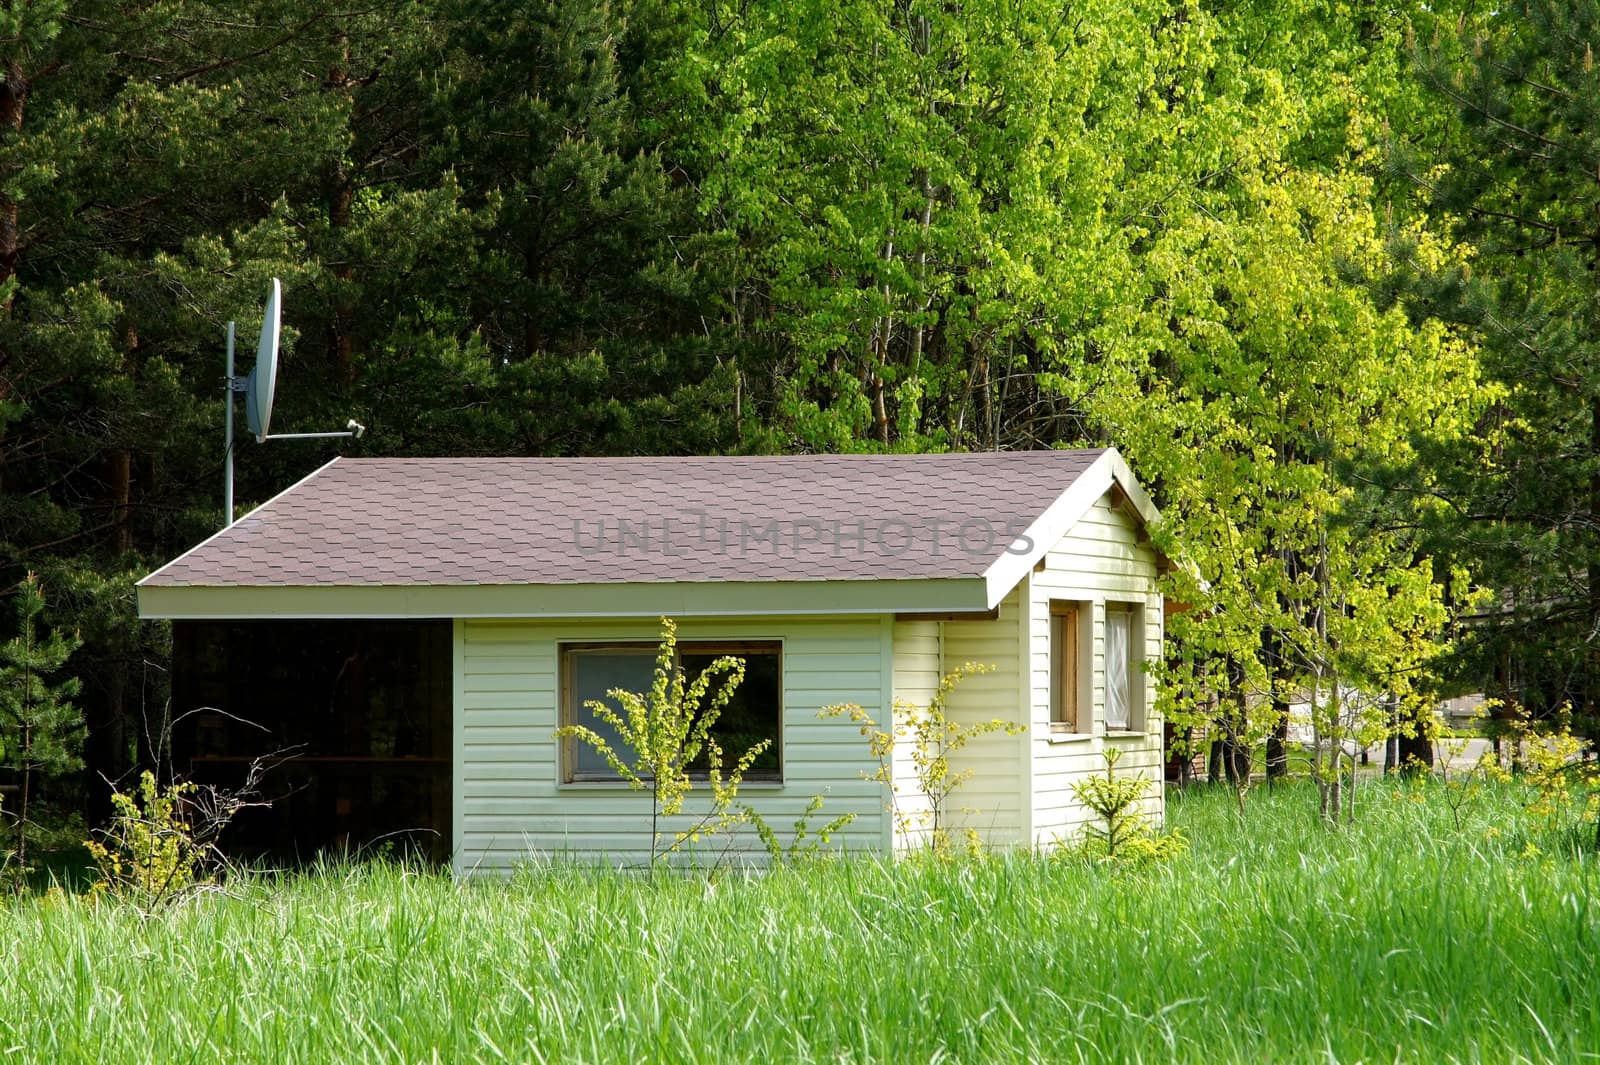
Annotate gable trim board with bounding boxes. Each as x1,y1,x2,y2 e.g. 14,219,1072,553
982,449,1158,609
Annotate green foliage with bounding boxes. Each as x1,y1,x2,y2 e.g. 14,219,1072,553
85,772,204,906
1392,0,1600,737
670,0,1488,826
1427,733,1507,833
670,0,1165,451
0,0,741,818
743,791,857,866
824,661,1022,855
554,617,768,862
1506,720,1600,853
1065,747,1183,863
0,573,84,880
0,0,1575,858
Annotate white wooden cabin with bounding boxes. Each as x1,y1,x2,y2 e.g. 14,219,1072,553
137,449,1165,872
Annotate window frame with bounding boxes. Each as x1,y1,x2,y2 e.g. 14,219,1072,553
559,639,785,784
1102,601,1145,734
1049,601,1090,734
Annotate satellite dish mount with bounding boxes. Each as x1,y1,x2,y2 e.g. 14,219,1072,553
224,278,365,526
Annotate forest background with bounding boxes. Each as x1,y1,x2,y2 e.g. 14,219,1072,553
2,0,1595,831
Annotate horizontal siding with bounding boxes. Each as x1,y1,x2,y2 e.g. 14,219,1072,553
456,616,887,874
890,620,939,849
937,585,1028,847
1027,494,1165,845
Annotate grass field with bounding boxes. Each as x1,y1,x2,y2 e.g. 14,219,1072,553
2,778,1597,1064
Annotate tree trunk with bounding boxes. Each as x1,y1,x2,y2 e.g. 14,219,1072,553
870,232,895,447
15,722,30,873
107,321,137,553
979,354,993,449
1588,394,1600,725
1398,723,1434,774
1223,656,1250,789
1265,711,1288,780
1383,693,1400,775
109,449,132,552
84,661,132,827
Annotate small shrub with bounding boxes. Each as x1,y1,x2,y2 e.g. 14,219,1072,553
824,662,1022,857
1064,748,1186,864
86,771,205,906
1512,720,1599,852
0,572,85,883
745,792,856,865
555,617,770,863
1429,729,1510,832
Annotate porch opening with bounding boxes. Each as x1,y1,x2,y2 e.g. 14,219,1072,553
171,619,452,865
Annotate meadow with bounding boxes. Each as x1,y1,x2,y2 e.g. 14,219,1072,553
2,778,1596,1064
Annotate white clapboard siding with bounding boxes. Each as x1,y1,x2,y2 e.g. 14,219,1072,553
454,616,888,874
1027,493,1165,846
938,585,1029,846
889,620,940,849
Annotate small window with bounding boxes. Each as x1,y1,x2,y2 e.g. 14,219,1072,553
1104,603,1142,732
1050,602,1087,732
562,642,782,782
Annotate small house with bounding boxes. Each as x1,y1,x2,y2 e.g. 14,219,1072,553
137,449,1166,872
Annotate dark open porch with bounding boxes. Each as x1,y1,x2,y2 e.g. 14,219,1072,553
171,619,452,865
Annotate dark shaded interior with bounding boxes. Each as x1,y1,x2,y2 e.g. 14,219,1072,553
564,642,782,782
171,619,452,865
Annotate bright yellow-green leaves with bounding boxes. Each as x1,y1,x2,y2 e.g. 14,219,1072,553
677,0,1165,449
85,772,204,906
824,661,1024,855
675,1,1491,791
555,617,769,862
1124,161,1487,771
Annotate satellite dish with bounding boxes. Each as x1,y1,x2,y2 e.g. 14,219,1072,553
244,277,281,443
222,276,362,528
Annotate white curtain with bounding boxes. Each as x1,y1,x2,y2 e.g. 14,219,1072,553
1105,609,1131,730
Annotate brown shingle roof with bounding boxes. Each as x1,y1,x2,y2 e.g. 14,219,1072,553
142,451,1107,588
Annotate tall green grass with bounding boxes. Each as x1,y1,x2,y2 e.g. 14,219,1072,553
2,778,1596,1063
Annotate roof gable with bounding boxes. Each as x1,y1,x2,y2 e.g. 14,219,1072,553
980,449,1160,607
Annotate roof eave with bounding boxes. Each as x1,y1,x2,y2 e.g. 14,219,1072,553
135,576,992,621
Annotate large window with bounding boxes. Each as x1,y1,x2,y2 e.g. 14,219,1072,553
562,641,783,782
1050,601,1088,733
1104,604,1143,732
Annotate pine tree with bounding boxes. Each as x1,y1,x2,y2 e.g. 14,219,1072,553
0,573,83,875
1396,0,1600,738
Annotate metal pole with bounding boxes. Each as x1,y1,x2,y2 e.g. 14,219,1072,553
224,321,235,528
